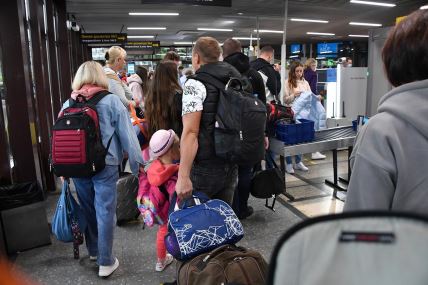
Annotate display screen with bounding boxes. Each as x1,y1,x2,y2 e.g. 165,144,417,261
127,63,135,74
290,44,301,54
317,43,338,55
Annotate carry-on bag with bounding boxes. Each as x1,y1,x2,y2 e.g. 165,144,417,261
51,180,86,259
165,192,244,261
268,211,428,285
177,244,268,285
116,172,139,226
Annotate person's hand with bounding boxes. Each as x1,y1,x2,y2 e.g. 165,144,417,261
139,164,145,173
176,175,193,200
264,136,269,150
317,95,323,101
295,91,302,97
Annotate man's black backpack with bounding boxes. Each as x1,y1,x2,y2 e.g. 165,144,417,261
51,91,112,178
195,73,266,166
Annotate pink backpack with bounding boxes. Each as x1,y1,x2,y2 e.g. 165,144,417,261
136,171,171,227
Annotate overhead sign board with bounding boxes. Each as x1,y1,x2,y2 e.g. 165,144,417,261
124,41,160,50
141,0,231,6
81,33,127,44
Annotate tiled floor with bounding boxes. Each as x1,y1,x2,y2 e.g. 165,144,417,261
11,150,350,284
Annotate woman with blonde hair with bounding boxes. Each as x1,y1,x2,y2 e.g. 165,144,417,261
103,46,136,110
61,61,143,277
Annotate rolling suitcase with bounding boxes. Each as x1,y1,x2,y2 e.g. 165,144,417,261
116,172,139,226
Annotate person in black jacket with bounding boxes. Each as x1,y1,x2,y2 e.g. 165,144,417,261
250,45,281,103
223,38,267,219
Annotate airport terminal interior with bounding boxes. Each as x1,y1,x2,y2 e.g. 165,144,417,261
1,0,428,284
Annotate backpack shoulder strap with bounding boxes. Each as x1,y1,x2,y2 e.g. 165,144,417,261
87,90,111,105
192,72,225,91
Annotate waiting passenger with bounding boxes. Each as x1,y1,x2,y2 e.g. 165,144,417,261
283,61,311,174
103,46,136,110
175,37,240,204
144,60,183,140
128,66,149,113
344,9,428,214
63,61,143,277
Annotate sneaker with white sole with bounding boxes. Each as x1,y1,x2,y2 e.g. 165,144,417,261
156,254,174,272
295,162,309,171
311,152,326,160
285,164,295,174
99,258,119,277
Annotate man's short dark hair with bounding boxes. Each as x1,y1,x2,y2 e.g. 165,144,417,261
193,37,221,63
222,38,242,58
163,51,180,62
382,9,428,87
260,45,274,54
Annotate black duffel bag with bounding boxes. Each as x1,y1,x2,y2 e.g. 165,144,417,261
250,153,285,199
0,181,45,211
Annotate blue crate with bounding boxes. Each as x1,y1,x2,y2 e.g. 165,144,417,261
275,119,315,145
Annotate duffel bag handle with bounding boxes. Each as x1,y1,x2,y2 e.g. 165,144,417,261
170,191,210,211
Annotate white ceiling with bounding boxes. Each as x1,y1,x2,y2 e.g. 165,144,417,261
66,0,427,45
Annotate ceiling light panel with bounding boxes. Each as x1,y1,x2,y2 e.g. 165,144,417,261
349,22,382,26
127,27,166,30
253,29,284,34
290,18,329,23
349,34,369,37
350,0,396,7
232,37,261,40
129,12,179,16
421,5,428,9
197,28,233,32
127,35,155,38
307,32,335,36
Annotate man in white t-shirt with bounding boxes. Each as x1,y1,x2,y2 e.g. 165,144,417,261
175,37,241,205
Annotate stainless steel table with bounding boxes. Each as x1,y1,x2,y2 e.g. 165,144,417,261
269,126,357,201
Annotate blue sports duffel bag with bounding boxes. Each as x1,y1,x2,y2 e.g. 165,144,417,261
165,192,244,261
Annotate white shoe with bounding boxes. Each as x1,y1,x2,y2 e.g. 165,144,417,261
89,256,97,261
99,258,119,277
285,164,295,174
295,162,309,171
155,254,174,272
311,152,326,160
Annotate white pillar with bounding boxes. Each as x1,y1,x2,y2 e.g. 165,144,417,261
280,0,288,104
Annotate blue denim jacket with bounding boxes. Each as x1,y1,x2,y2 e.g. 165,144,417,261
61,94,143,174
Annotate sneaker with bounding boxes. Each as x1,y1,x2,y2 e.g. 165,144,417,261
285,164,295,174
311,152,326,160
89,256,97,261
99,258,119,277
156,254,174,272
295,162,309,172
238,206,254,220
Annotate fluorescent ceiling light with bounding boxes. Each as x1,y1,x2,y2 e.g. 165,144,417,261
224,20,235,24
127,27,166,30
129,12,179,16
307,32,335,36
320,51,333,54
127,35,155,38
292,50,300,54
232,37,261,40
289,55,299,58
290,18,329,23
349,34,369,37
350,0,396,7
421,5,428,9
174,42,193,45
197,28,233,32
316,57,326,60
349,22,382,27
253,29,284,34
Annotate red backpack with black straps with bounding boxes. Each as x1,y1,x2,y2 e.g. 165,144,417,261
50,91,113,178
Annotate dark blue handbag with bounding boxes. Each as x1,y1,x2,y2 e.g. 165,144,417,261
165,192,244,261
52,180,87,243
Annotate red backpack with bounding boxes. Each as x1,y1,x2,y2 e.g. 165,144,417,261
50,91,112,178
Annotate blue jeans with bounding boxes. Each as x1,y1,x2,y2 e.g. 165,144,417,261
191,163,238,206
73,165,119,266
286,155,302,165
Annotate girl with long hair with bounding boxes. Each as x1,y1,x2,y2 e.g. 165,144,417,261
144,60,183,139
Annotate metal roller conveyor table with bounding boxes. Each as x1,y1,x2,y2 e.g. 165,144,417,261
269,126,357,201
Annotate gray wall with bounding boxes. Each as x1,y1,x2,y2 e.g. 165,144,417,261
366,27,393,116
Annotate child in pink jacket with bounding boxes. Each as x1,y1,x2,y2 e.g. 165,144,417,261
138,129,180,272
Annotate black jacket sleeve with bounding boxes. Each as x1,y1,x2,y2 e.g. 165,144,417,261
248,69,266,105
